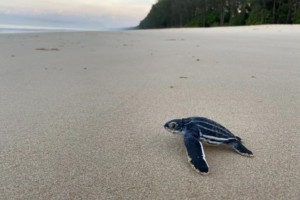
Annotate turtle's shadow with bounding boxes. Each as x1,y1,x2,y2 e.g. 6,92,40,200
203,143,236,156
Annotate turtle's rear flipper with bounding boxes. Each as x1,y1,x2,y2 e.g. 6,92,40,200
227,140,254,157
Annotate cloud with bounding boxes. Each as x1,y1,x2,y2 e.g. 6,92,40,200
0,12,139,30
0,0,155,29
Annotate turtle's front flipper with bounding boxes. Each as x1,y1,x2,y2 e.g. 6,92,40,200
184,133,209,174
227,140,254,157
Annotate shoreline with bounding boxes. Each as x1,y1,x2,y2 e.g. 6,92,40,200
0,24,104,34
1,24,299,34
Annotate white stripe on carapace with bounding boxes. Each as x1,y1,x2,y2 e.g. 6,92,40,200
195,123,234,138
186,119,233,136
200,136,222,144
197,120,232,134
202,134,234,141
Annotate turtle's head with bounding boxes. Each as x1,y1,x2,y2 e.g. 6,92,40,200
164,119,184,135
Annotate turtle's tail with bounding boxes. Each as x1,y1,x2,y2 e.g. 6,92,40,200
227,140,254,157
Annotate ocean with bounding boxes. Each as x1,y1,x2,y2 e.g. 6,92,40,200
0,24,101,34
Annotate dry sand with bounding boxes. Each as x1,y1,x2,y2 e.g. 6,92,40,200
0,25,299,199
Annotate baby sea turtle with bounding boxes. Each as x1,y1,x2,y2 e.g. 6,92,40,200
164,117,253,174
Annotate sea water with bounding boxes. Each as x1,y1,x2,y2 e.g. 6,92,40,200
0,24,100,34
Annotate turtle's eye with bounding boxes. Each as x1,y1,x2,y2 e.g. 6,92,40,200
169,122,178,129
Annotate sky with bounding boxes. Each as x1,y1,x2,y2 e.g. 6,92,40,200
0,0,156,30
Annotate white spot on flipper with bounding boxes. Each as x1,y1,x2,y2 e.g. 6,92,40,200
186,152,209,175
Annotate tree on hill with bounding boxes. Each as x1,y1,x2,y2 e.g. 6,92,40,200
139,0,300,28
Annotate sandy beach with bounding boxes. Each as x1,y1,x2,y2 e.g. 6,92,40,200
0,25,299,199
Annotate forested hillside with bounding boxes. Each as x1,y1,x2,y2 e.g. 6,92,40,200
139,0,300,28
